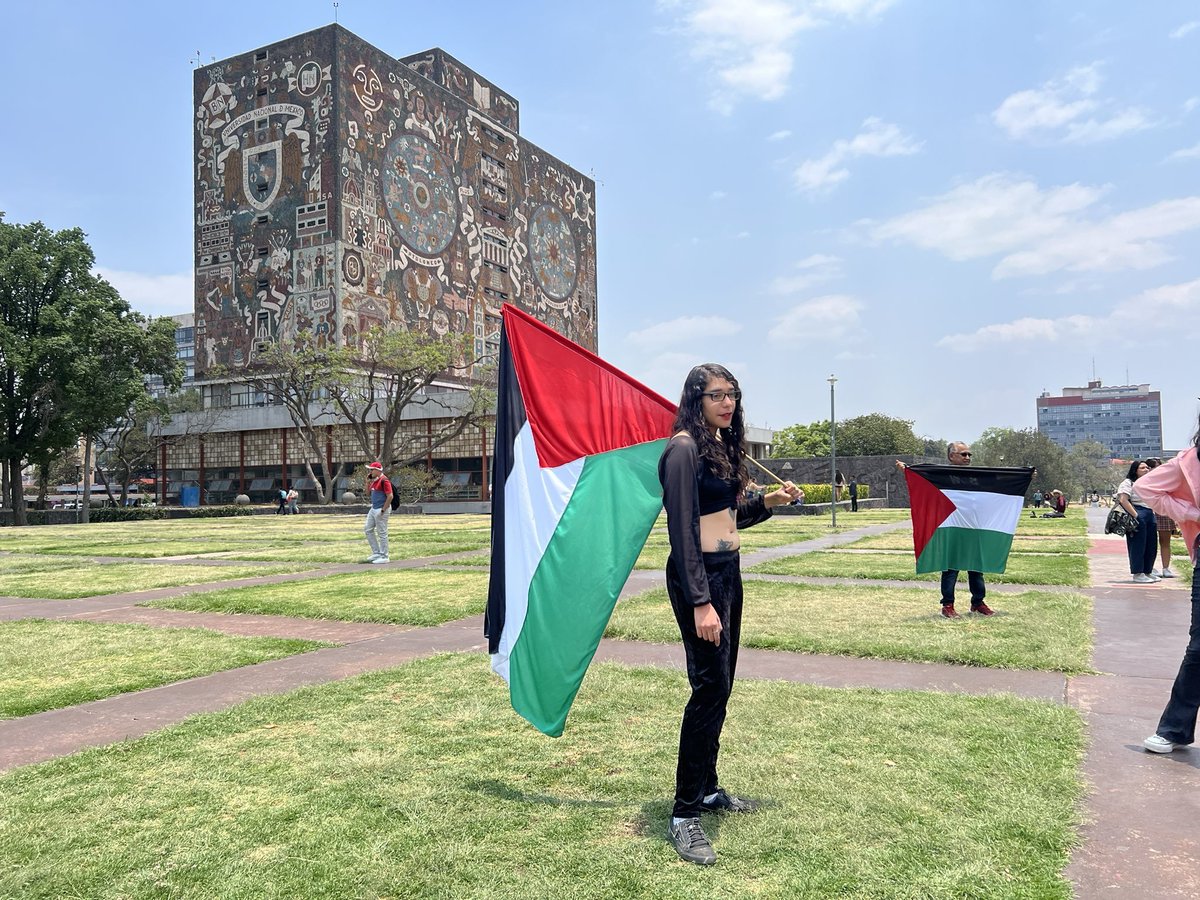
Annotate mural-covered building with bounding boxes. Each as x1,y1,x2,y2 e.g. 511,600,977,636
165,24,597,505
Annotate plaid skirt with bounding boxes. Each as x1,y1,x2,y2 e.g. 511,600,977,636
1157,513,1178,535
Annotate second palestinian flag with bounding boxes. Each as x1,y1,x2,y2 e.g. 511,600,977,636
485,304,676,737
904,464,1035,574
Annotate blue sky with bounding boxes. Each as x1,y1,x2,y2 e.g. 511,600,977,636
2,1,1197,448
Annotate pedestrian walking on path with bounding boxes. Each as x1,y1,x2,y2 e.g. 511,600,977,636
1131,430,1200,753
659,363,802,866
363,462,393,564
1117,460,1159,583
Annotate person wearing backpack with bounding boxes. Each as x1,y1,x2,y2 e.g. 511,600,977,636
276,488,288,515
363,461,393,564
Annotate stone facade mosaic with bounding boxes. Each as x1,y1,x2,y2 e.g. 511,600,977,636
193,25,598,381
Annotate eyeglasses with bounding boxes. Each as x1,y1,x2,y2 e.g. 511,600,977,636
959,452,972,458
701,390,741,403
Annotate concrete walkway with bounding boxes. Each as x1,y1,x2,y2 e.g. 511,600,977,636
1,511,1197,896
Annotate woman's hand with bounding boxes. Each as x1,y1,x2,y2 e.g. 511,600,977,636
694,604,722,645
1119,495,1138,518
765,481,803,508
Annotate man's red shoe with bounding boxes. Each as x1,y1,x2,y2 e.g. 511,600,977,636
971,602,995,616
940,605,960,619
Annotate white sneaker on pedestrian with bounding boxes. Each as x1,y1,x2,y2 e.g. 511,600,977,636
1143,734,1182,753
363,554,381,563
1132,573,1154,584
371,556,390,564
1161,567,1177,578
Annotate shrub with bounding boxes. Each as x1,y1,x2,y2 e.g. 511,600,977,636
91,507,169,522
186,505,256,518
758,483,868,504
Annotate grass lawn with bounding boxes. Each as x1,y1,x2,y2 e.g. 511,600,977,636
142,569,490,626
1014,515,1088,536
0,620,324,719
0,654,1084,899
0,560,308,600
0,515,492,560
847,532,1089,554
608,581,1093,672
747,550,1090,586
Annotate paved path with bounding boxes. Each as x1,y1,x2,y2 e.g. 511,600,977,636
2,511,1198,897
1064,508,1199,899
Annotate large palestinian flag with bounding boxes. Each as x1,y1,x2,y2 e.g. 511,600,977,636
903,464,1035,574
485,304,676,737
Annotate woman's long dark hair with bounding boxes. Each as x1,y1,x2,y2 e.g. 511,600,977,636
672,363,748,488
1126,460,1145,481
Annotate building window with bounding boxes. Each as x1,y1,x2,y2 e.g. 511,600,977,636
483,259,508,275
483,286,509,301
482,205,508,223
482,231,509,266
256,87,268,97
482,126,506,144
254,50,268,62
257,246,269,258
480,153,506,185
256,214,270,224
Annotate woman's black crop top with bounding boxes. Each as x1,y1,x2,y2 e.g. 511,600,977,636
658,433,772,606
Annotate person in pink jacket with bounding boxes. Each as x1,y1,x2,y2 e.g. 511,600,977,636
1133,426,1200,753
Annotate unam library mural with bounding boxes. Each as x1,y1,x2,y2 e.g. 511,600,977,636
193,26,597,380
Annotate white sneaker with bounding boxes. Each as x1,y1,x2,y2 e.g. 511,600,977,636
1132,573,1155,584
1161,567,1177,578
371,556,390,564
1144,734,1182,753
363,554,381,563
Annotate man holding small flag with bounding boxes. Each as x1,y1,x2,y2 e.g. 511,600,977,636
897,442,1034,618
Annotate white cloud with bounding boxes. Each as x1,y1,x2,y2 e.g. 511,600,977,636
767,129,792,141
1170,21,1200,39
96,268,192,318
937,278,1200,352
627,315,743,348
793,117,921,194
734,230,751,239
710,190,727,200
1183,97,1200,114
767,294,862,342
665,0,896,113
992,63,1151,144
1167,140,1200,161
871,173,1200,278
767,253,843,294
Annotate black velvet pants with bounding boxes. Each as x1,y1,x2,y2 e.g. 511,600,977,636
666,549,743,819
1156,562,1200,744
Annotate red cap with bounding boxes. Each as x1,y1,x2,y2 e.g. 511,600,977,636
366,461,383,471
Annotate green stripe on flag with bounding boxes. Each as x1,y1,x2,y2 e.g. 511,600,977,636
915,526,1015,574
509,439,666,736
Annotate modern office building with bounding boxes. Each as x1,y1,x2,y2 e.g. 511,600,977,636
146,313,196,398
163,24,598,504
1036,381,1163,459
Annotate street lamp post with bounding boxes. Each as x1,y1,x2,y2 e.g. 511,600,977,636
828,374,838,529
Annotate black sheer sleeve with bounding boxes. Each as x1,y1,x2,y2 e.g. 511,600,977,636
658,434,710,607
736,492,773,530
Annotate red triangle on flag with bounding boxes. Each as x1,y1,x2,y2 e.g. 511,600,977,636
502,304,677,468
904,467,958,560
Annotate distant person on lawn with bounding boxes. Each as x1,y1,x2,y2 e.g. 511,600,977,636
363,461,393,565
896,442,994,618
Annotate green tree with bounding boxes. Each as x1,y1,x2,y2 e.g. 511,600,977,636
771,420,830,458
326,326,493,477
243,336,345,503
835,413,923,457
1066,439,1119,499
0,218,175,523
971,427,1073,497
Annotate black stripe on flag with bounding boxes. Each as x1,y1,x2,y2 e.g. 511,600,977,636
484,325,527,653
906,465,1035,497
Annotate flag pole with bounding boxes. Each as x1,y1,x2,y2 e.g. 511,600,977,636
746,455,779,482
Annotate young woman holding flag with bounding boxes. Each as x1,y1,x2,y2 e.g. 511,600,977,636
658,363,802,865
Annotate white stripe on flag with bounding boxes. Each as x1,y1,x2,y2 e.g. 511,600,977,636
492,421,584,681
940,490,1023,534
